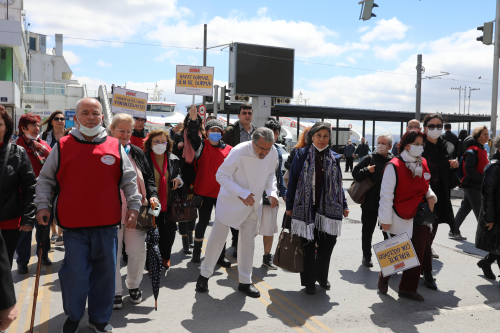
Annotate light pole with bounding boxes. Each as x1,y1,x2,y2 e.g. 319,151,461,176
468,87,480,115
451,86,463,130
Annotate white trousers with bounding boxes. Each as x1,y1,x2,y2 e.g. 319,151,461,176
201,209,258,284
115,226,147,295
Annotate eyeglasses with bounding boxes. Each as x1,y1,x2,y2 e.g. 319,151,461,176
152,140,168,145
134,118,146,123
53,117,65,122
426,124,443,130
240,111,253,116
115,128,133,135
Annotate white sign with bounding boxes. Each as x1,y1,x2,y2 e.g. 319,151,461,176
23,109,58,118
373,232,420,277
175,65,214,96
111,87,148,118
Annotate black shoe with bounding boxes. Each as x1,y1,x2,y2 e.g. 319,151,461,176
431,248,439,259
305,285,316,295
422,271,437,290
233,246,238,258
196,275,209,292
129,288,142,304
217,245,231,268
478,259,496,280
188,232,194,248
182,236,192,254
61,313,84,333
262,254,278,270
317,280,331,290
238,283,260,298
191,240,203,263
18,263,28,274
88,318,113,333
113,295,122,309
41,257,52,266
362,257,373,267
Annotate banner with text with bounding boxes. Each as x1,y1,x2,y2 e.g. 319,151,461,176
373,233,420,277
111,87,148,118
175,65,214,96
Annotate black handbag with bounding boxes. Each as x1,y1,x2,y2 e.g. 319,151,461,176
273,214,304,273
413,202,436,226
135,206,153,231
166,187,198,223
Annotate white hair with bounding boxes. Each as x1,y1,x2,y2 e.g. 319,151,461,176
377,134,393,146
107,113,134,135
75,97,102,115
252,127,275,145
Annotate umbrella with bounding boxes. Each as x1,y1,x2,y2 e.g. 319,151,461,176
145,204,161,311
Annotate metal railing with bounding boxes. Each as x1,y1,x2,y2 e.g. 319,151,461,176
22,81,65,96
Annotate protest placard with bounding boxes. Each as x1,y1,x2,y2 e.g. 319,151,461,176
111,87,148,118
175,65,214,96
373,233,420,277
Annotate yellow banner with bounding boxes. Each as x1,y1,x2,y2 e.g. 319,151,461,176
376,240,416,269
112,93,147,112
176,73,213,89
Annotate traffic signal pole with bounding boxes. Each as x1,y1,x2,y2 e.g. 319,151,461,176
491,0,500,154
415,54,422,121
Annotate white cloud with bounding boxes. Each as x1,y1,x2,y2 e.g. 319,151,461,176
257,7,267,16
361,17,409,42
373,42,415,60
63,50,81,65
96,60,113,67
357,26,369,33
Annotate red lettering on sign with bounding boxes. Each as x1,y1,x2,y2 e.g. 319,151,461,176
189,68,201,73
126,92,136,96
394,262,405,270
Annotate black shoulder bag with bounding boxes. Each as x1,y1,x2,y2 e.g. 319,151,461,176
0,143,11,213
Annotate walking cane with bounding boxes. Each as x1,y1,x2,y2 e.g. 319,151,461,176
29,216,49,333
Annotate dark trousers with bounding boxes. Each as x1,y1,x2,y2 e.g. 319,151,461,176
0,228,21,267
361,209,378,259
454,187,481,234
345,157,354,172
485,253,500,264
300,228,337,288
195,196,217,239
423,219,439,272
16,221,50,265
231,228,239,247
178,220,196,236
157,212,178,261
382,225,429,292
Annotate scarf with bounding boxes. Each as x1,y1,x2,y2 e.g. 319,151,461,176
291,147,344,240
400,149,423,178
22,135,51,165
150,150,168,211
182,129,201,164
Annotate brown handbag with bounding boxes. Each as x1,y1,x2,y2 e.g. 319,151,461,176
135,206,153,231
166,187,198,223
273,214,304,273
347,156,376,204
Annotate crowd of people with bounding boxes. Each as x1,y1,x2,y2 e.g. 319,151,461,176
0,99,499,332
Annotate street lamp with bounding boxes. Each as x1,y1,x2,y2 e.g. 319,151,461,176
451,87,465,130
468,87,480,115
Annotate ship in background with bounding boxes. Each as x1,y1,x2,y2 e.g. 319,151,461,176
144,83,184,131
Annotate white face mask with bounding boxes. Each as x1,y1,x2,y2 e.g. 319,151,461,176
77,115,102,137
313,143,328,152
408,144,424,156
376,144,388,153
152,144,167,155
427,128,442,140
26,133,39,140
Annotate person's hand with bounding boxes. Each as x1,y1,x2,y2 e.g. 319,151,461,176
428,197,436,212
189,105,198,121
486,222,494,231
0,304,18,331
269,196,279,208
150,197,159,207
238,193,255,206
36,208,50,226
367,165,375,173
286,210,292,217
449,159,459,169
171,178,181,190
19,225,33,232
381,223,391,232
343,209,349,217
125,209,139,229
178,142,184,149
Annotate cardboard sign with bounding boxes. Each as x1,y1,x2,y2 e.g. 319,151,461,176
373,233,420,277
175,65,214,96
111,87,148,118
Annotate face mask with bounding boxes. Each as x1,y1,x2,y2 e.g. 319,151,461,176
427,128,442,139
408,145,424,156
347,142,351,145
313,143,328,152
26,133,39,140
77,115,102,137
376,144,387,153
208,132,222,142
152,144,167,155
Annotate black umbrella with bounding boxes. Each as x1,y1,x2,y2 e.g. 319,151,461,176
145,209,161,311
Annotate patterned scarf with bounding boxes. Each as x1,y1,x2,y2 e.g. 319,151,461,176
291,146,344,240
22,135,51,165
400,149,423,178
150,151,168,212
182,128,201,164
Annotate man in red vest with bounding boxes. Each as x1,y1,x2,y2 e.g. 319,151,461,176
130,116,147,149
35,97,142,333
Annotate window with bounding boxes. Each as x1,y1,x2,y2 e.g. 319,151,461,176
0,47,13,81
29,37,37,51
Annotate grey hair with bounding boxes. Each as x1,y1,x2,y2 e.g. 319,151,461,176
305,122,332,146
107,113,134,135
377,134,393,146
493,135,500,150
75,97,102,115
252,127,275,145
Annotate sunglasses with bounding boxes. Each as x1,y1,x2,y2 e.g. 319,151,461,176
240,111,253,116
426,124,443,130
53,117,65,122
134,118,146,122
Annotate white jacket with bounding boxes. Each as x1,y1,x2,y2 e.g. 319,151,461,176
215,141,278,229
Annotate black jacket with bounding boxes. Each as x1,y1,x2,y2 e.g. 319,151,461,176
0,143,37,227
354,143,371,158
0,231,15,311
352,152,393,211
145,150,183,207
476,154,500,254
172,129,197,187
129,144,158,203
455,138,466,160
441,130,458,148
462,136,486,189
284,148,297,171
221,121,255,147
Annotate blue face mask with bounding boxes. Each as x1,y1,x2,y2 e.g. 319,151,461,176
208,132,222,142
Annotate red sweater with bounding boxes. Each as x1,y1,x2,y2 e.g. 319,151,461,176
15,136,51,177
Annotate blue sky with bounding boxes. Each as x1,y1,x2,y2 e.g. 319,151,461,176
25,0,498,135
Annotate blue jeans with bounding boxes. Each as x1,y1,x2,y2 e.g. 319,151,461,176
16,222,50,265
59,227,118,323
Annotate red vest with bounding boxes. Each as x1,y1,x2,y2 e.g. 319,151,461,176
55,135,123,229
462,145,489,179
130,134,145,150
193,140,232,198
388,157,430,220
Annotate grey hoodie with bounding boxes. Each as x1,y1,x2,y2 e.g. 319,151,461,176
34,127,142,213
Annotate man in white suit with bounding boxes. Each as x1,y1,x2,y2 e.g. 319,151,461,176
196,127,279,297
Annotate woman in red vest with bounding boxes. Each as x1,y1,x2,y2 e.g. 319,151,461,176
377,130,437,302
184,107,232,267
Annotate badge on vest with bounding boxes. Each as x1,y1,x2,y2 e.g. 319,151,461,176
424,172,431,180
101,155,116,165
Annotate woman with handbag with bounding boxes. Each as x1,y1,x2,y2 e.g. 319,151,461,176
109,113,159,309
185,107,232,268
286,122,349,295
352,134,393,268
377,130,437,301
421,113,459,290
144,129,183,271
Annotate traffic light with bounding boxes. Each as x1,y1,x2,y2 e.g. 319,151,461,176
477,22,494,45
220,86,231,111
360,0,378,21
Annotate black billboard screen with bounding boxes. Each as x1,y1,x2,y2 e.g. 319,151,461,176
230,43,294,98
